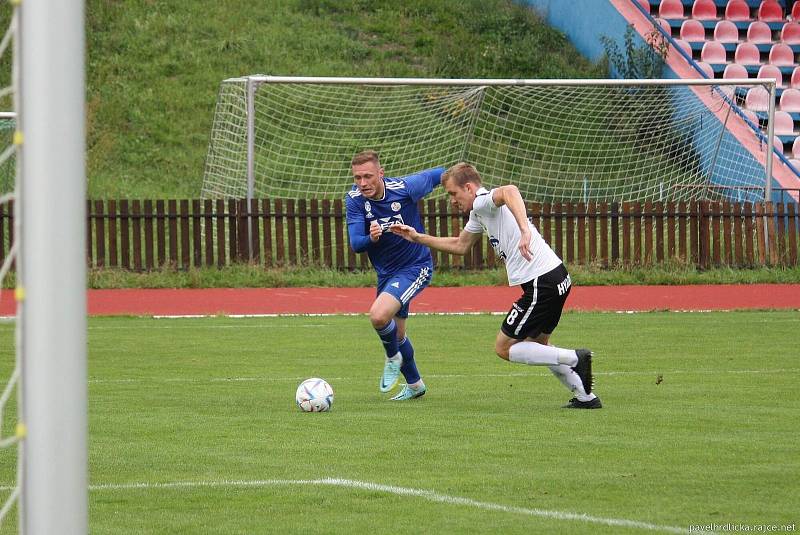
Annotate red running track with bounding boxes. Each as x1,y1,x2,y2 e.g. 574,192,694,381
1,285,799,316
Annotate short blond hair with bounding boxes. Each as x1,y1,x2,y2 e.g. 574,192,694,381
351,150,380,167
442,162,482,188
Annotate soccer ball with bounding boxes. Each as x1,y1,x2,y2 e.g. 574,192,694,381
295,378,334,412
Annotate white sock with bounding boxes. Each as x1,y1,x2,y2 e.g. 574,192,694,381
509,342,578,367
549,364,595,401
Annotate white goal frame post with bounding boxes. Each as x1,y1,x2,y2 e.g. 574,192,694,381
202,75,791,210
0,1,87,534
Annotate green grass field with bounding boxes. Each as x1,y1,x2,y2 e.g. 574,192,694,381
0,311,798,533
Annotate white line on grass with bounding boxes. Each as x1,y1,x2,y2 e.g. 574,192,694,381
0,478,687,533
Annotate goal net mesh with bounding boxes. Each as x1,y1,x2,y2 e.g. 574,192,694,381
202,78,774,202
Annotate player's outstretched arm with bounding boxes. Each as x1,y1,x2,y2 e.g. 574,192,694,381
390,224,480,256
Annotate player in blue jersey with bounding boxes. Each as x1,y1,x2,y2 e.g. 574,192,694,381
345,150,444,401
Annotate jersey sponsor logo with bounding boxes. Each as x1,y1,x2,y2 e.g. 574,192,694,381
557,274,572,296
391,202,401,212
488,236,507,261
376,214,405,232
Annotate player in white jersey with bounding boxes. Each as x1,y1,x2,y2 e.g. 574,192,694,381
390,163,601,409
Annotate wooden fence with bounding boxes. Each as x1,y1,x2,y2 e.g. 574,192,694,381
0,199,798,271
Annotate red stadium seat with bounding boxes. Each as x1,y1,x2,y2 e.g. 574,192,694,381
774,110,795,134
654,17,672,35
741,108,761,127
723,62,750,78
769,43,795,65
781,88,800,111
714,20,740,43
726,0,752,21
702,40,729,63
681,19,706,42
747,21,773,44
659,0,685,19
792,136,800,158
794,3,800,21
791,66,800,88
773,136,784,153
674,38,693,56
696,60,715,78
745,85,771,110
758,0,784,22
735,42,762,64
781,22,800,44
758,63,785,86
693,0,718,20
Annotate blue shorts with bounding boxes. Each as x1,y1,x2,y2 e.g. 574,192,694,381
376,263,433,319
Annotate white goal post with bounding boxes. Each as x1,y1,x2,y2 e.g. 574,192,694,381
202,76,780,204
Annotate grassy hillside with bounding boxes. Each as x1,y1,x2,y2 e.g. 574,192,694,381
80,0,602,199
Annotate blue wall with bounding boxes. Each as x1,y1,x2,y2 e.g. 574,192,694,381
524,0,631,63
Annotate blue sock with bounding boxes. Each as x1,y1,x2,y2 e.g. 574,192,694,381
376,320,399,359
399,336,421,384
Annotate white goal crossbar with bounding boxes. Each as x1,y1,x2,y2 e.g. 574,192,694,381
202,76,779,205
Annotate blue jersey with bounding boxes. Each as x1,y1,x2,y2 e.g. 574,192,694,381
345,167,443,277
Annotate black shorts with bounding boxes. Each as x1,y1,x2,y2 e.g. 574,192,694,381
501,264,572,340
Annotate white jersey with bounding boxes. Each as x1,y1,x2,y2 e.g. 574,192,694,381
464,187,562,286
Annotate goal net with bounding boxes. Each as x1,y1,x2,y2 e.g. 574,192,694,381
202,76,779,202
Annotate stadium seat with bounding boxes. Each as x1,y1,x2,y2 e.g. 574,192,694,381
735,41,762,64
772,136,784,153
726,0,752,21
746,21,773,44
681,19,707,42
758,63,785,85
654,17,672,34
674,38,694,56
692,0,718,20
781,22,800,44
714,20,740,43
659,0,685,19
774,110,795,134
692,60,713,78
794,2,800,21
723,62,750,78
702,40,729,63
792,136,800,158
788,157,800,169
745,85,771,110
780,87,800,111
741,108,761,128
758,0,784,22
791,66,800,88
769,43,795,65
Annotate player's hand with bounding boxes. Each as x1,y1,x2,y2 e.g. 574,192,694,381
389,223,419,242
369,220,382,242
518,229,533,261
